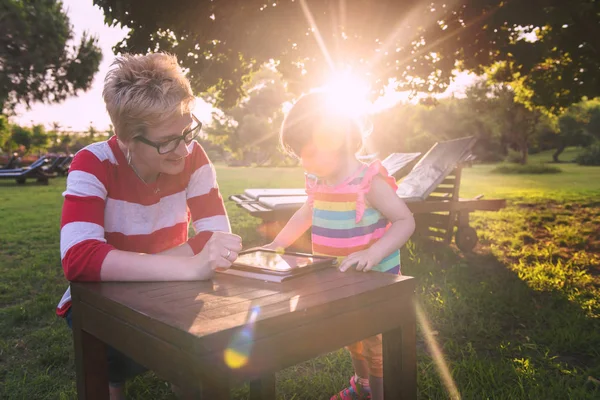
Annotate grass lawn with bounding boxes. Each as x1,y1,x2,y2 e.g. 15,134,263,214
0,160,599,399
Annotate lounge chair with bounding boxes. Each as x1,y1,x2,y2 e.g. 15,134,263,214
0,156,56,185
230,152,421,203
43,156,68,174
0,155,19,170
229,137,506,252
56,155,73,176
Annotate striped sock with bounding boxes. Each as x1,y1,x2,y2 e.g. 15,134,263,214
356,374,371,390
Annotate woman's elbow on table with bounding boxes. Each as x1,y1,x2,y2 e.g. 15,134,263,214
62,240,115,282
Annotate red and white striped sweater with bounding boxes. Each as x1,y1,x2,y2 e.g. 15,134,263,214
56,136,230,316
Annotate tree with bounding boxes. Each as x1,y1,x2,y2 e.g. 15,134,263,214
0,115,10,152
553,98,600,162
51,122,62,133
369,78,556,163
204,65,292,164
107,124,115,137
61,134,72,154
94,0,599,109
0,0,103,114
490,85,544,165
87,123,98,140
31,124,49,154
582,99,600,141
47,121,62,152
10,125,32,154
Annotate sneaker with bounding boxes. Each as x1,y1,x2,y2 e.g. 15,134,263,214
330,375,372,400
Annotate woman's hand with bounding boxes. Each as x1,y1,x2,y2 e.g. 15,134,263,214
190,232,242,278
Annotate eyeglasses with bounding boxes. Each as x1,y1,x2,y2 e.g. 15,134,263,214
135,115,203,154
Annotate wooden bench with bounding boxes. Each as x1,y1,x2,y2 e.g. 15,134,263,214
0,156,56,185
229,137,506,252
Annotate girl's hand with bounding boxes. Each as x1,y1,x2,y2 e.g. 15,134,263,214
262,242,278,251
261,242,286,253
338,249,381,272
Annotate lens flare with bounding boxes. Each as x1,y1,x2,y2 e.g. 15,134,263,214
415,301,461,400
224,306,260,369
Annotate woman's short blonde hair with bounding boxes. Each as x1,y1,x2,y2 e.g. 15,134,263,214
103,53,195,141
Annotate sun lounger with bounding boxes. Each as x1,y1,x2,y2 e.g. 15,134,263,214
229,137,505,252
56,155,73,175
42,156,68,174
395,136,476,202
0,156,56,184
230,152,421,203
0,155,18,170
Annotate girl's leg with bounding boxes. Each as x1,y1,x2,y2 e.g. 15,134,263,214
351,357,370,382
109,385,126,400
331,342,372,400
364,335,384,400
348,341,370,386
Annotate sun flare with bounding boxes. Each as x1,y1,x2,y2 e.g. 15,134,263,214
321,72,371,116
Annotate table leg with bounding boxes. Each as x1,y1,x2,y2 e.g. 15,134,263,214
249,374,276,400
201,376,230,399
382,316,417,399
72,302,109,399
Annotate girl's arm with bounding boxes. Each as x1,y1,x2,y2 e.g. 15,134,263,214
264,201,313,250
339,175,415,271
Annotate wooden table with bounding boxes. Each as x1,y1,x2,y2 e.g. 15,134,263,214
71,269,416,399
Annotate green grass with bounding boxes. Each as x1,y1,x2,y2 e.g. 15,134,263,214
490,164,562,175
1,164,600,399
460,163,600,201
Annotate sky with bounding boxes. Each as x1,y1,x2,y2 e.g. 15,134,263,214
11,0,475,133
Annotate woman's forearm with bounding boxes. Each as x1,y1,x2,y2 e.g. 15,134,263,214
99,249,212,281
156,242,194,257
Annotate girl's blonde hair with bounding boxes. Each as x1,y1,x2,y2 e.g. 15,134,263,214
280,91,364,159
103,53,195,141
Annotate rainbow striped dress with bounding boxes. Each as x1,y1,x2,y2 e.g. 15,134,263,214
306,161,401,274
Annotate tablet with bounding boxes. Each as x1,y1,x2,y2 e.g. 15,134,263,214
232,249,336,275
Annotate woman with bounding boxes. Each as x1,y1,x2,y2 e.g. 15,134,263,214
56,53,242,399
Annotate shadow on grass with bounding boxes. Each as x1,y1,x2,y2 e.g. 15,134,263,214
128,239,600,400
404,240,600,399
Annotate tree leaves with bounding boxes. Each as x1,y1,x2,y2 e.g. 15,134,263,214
92,0,599,110
0,0,103,114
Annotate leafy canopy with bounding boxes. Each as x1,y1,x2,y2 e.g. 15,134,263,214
94,0,599,110
1,0,103,114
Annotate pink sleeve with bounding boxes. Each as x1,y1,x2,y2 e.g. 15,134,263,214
355,161,398,223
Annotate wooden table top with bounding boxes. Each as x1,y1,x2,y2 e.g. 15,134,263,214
73,268,414,355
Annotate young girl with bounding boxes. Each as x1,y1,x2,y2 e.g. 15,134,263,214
265,91,416,400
